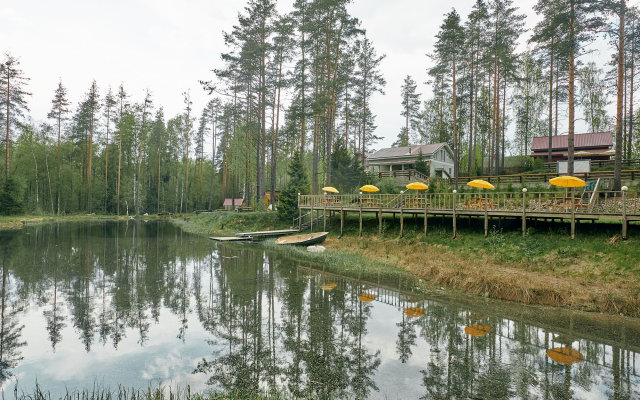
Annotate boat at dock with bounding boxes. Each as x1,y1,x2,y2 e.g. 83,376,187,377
275,232,328,246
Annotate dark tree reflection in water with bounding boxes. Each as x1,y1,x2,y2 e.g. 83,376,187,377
0,221,637,399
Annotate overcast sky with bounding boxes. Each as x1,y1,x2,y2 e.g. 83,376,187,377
1,0,637,152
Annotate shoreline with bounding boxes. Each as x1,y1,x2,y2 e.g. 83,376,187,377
174,211,640,319
2,212,638,318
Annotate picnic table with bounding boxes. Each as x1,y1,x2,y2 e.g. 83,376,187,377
403,198,430,209
466,197,495,210
549,196,588,212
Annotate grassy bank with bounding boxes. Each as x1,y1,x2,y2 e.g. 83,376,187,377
0,213,164,230
178,211,640,317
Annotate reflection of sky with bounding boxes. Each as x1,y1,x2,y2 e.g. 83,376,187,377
12,304,210,395
365,304,427,400
3,224,640,399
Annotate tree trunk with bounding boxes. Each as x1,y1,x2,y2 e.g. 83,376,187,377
4,72,9,181
57,110,61,214
87,104,94,213
452,53,458,189
271,58,283,209
567,0,576,176
627,20,635,160
548,44,554,164
614,0,625,190
117,100,123,216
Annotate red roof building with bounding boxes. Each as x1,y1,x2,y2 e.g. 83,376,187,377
531,132,613,161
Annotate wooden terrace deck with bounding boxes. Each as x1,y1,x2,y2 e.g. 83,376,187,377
297,190,639,239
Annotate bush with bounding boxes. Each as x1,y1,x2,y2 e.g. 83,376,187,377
0,178,24,215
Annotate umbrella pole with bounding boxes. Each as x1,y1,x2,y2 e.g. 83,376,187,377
424,191,428,237
484,195,489,238
571,187,575,239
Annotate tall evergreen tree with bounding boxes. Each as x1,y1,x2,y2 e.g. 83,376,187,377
0,53,30,180
397,75,420,147
47,79,70,213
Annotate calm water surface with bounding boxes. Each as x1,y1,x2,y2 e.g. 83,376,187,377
0,221,638,399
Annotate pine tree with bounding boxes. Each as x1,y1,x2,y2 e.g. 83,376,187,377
397,75,420,146
278,151,309,221
355,37,386,167
85,81,100,213
0,53,31,180
47,79,70,213
431,9,464,188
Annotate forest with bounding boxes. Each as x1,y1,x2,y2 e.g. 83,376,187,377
0,0,639,215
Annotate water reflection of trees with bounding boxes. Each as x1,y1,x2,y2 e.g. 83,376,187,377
0,222,638,398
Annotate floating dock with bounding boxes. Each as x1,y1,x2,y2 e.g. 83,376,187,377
209,236,252,242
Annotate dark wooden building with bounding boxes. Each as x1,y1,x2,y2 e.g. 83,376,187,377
531,132,613,162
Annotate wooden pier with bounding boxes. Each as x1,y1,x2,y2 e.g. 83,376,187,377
297,189,639,239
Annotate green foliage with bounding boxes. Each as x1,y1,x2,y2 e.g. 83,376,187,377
376,177,404,194
330,141,364,193
414,151,429,176
278,151,309,221
0,178,25,215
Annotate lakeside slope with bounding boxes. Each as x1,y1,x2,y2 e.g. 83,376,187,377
175,211,640,318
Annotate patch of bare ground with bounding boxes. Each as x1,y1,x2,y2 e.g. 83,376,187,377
322,236,640,318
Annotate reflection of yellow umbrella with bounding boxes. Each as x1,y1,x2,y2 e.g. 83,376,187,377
464,324,491,337
321,282,337,291
549,176,586,188
322,186,339,193
406,182,429,190
360,185,380,192
467,179,495,190
359,293,376,302
403,307,426,317
546,347,584,365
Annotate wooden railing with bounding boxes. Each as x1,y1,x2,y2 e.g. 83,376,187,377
367,169,430,182
451,170,640,185
299,190,640,216
544,159,640,170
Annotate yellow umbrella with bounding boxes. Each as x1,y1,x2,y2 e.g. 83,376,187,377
406,182,429,190
464,324,491,337
322,186,339,193
546,347,584,365
321,282,337,291
360,185,380,192
467,179,495,190
549,176,586,188
403,307,426,317
359,293,376,302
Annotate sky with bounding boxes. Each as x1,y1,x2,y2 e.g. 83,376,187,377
0,0,637,153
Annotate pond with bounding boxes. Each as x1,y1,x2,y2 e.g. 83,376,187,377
0,221,638,399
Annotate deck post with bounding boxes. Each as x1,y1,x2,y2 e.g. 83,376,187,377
359,192,363,237
298,193,301,231
424,192,428,237
378,205,382,234
400,190,404,238
340,207,344,238
323,201,327,232
522,188,527,236
622,186,628,240
452,190,457,239
310,204,314,233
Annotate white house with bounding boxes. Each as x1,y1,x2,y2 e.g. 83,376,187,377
366,143,455,178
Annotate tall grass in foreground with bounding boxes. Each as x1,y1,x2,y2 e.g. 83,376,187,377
13,385,292,400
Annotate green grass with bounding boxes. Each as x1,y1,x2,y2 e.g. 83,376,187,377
173,211,289,237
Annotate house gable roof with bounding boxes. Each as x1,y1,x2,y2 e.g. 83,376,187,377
367,143,449,161
531,132,613,152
